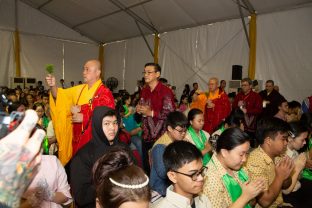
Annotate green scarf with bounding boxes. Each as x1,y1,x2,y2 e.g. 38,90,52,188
212,158,251,208
302,138,312,180
188,126,211,165
223,169,251,208
123,104,129,115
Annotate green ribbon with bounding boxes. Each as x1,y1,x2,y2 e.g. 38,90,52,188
302,138,312,180
188,126,211,165
123,104,129,115
43,136,49,154
222,169,251,208
211,158,251,208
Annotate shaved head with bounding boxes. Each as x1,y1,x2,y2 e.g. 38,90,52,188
86,59,101,71
83,59,102,85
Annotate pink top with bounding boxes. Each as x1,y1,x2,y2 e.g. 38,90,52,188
23,155,72,207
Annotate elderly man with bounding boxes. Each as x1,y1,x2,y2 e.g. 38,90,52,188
46,59,114,165
203,77,231,134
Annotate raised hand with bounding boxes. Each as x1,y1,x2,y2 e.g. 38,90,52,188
275,156,295,180
0,110,45,207
45,74,56,88
294,153,307,172
241,179,265,201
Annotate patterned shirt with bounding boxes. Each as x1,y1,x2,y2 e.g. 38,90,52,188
140,82,175,142
245,147,283,208
202,154,249,207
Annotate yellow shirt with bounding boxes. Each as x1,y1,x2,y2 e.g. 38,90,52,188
50,79,102,165
245,147,283,208
202,154,248,208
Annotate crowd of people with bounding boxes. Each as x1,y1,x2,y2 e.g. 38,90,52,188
0,59,312,208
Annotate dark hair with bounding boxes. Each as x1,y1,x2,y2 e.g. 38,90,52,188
121,93,130,105
224,109,244,127
41,92,49,98
166,111,188,129
288,122,308,138
193,82,198,87
266,80,274,85
216,128,250,153
144,63,161,73
188,108,203,123
277,96,287,107
163,140,202,172
256,117,290,145
179,94,188,106
93,146,150,208
8,101,25,114
300,113,312,132
32,102,45,111
220,80,226,84
159,78,167,84
288,100,301,109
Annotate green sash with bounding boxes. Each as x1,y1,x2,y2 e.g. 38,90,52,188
222,169,251,208
212,158,251,208
123,104,129,115
188,127,211,165
302,138,312,180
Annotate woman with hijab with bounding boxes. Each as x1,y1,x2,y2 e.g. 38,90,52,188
70,106,128,208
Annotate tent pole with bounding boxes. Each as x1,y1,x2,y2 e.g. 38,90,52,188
14,0,21,78
154,34,159,64
237,0,250,47
135,21,154,57
248,13,257,79
98,44,105,80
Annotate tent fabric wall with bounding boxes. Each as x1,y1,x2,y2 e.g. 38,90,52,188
256,6,312,102
159,18,249,98
103,6,312,102
104,35,154,93
16,34,98,87
0,0,98,88
0,31,14,86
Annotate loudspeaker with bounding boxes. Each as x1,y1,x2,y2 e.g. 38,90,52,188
232,65,242,80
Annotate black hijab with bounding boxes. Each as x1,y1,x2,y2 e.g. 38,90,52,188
90,106,118,147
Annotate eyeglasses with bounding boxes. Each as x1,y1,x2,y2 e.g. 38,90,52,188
171,166,207,181
142,71,157,75
174,127,187,134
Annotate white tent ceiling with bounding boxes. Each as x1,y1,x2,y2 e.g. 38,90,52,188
20,0,312,43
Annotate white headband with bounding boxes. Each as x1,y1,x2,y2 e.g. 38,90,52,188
109,175,149,189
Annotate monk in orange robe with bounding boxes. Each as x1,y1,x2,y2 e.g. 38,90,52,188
46,60,114,165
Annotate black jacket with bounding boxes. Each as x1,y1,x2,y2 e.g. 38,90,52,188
70,106,126,208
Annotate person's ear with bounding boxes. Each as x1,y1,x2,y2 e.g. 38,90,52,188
220,149,229,158
156,71,161,78
167,126,173,132
167,171,177,184
264,136,272,146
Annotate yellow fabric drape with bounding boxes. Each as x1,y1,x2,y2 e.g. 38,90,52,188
50,80,102,165
14,30,21,77
248,13,257,80
98,44,104,79
154,34,159,64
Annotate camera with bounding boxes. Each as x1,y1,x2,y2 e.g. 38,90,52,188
0,93,24,139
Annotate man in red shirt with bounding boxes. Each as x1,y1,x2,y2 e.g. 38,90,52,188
233,78,262,146
136,63,175,171
137,63,175,142
203,77,231,134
